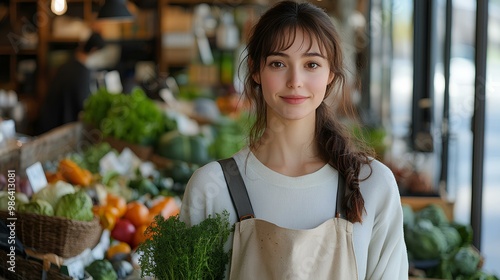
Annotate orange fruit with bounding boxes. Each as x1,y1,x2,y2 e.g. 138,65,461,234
106,193,127,218
93,205,120,230
106,242,131,261
132,224,151,248
103,205,120,218
149,196,180,219
124,201,150,228
45,172,64,184
100,211,117,231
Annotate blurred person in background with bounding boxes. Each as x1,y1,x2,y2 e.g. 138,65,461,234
36,32,105,135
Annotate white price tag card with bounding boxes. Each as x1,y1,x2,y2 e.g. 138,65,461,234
26,162,48,193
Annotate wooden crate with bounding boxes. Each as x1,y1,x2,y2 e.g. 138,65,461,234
401,196,455,221
19,122,84,176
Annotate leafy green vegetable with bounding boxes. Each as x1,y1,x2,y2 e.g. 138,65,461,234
163,160,197,185
82,87,116,127
137,211,232,280
32,181,75,209
407,205,500,279
83,87,168,146
452,245,481,276
156,130,211,165
0,191,28,211
128,177,159,197
19,199,54,216
70,142,116,173
86,259,118,280
54,190,94,221
450,221,474,247
101,171,134,202
405,219,447,260
416,203,449,226
438,224,462,253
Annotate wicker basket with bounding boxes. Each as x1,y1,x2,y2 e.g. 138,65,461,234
0,211,102,258
0,252,72,280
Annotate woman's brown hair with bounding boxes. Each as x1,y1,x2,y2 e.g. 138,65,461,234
242,1,373,223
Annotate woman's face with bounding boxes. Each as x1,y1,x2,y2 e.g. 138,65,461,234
253,29,334,122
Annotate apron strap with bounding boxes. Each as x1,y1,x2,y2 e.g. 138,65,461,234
335,173,349,219
218,158,255,221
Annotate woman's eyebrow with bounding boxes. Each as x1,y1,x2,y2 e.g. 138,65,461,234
304,52,326,59
267,51,326,59
267,52,287,57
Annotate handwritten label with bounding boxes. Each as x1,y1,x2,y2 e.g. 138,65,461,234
26,162,48,193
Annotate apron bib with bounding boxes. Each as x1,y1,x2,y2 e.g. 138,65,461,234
219,158,358,280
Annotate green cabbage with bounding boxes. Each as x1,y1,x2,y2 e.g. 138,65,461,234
452,245,481,276
416,203,449,226
405,219,447,260
0,191,29,211
450,222,474,247
439,224,462,253
86,259,118,280
19,199,54,216
55,190,94,221
32,181,75,208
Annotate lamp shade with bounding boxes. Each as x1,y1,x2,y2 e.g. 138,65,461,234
97,0,133,20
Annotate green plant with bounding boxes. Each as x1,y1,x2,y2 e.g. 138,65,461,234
137,211,231,280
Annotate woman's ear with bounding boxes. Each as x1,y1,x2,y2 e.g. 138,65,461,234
328,72,335,84
248,58,261,84
253,73,261,85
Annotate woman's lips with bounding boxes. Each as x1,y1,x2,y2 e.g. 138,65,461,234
281,95,308,104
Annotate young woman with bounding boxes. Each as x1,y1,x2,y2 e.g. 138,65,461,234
180,1,408,279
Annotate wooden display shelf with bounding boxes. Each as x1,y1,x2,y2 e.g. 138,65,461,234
401,196,455,221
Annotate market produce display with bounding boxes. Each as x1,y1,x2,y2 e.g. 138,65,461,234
404,203,499,279
0,127,189,278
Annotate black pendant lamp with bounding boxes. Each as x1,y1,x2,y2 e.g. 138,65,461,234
97,0,133,21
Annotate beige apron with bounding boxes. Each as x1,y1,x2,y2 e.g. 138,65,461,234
219,158,359,280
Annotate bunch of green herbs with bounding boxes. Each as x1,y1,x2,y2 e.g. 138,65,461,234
83,87,168,145
137,211,231,280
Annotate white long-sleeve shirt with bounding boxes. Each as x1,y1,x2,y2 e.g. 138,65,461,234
180,147,409,279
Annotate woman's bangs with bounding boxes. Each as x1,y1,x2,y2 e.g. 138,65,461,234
264,26,297,56
268,26,330,59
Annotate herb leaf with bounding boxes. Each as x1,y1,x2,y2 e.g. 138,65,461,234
137,210,231,280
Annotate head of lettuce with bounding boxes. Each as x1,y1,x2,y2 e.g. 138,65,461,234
55,189,94,221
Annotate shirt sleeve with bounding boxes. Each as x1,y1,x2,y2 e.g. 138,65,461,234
179,161,238,227
365,166,409,280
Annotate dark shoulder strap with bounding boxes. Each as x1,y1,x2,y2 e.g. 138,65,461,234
218,158,255,221
335,173,348,219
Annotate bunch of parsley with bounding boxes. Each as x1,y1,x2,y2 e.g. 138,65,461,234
137,211,231,280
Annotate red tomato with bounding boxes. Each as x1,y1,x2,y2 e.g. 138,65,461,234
111,218,136,245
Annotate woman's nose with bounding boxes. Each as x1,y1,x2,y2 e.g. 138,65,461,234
286,68,303,88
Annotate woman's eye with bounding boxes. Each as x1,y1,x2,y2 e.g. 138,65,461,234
270,61,285,68
307,62,319,69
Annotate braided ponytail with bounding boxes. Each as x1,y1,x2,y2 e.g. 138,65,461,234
316,104,373,223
